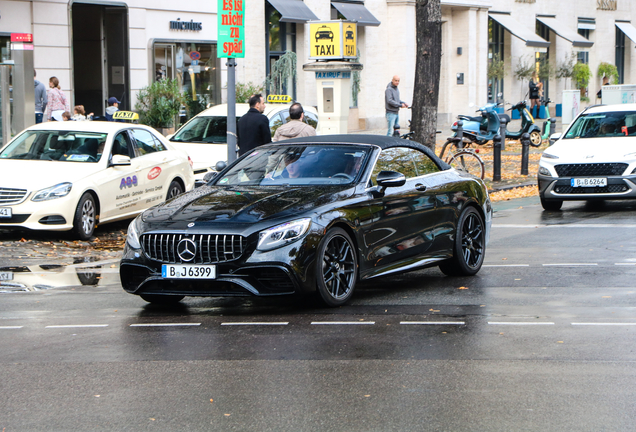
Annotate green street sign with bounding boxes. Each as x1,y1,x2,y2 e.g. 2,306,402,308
218,0,245,58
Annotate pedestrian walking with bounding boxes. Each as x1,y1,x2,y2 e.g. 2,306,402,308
46,76,69,122
237,94,271,156
34,71,47,124
105,97,120,121
272,103,316,142
385,75,408,136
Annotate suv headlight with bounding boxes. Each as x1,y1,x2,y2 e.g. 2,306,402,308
126,215,143,249
257,218,311,251
31,182,72,201
541,153,559,159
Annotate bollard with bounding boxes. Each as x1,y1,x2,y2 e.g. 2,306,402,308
549,117,556,144
498,116,508,151
493,134,502,182
393,123,401,137
520,132,530,175
456,120,464,149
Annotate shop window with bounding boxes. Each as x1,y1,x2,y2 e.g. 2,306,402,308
488,19,505,103
616,27,625,84
577,29,590,64
536,21,551,99
266,3,297,99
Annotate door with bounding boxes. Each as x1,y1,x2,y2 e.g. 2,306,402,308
154,44,175,82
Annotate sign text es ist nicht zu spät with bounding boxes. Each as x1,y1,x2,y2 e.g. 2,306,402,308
218,0,245,58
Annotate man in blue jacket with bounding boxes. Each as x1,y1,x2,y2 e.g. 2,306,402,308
237,94,271,156
385,75,408,136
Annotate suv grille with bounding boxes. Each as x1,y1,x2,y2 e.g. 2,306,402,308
555,163,628,177
141,233,246,264
0,187,28,205
554,184,629,194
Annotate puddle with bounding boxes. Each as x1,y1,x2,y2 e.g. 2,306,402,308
0,258,120,292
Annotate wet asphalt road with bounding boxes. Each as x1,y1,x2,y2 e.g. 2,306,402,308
1,197,636,431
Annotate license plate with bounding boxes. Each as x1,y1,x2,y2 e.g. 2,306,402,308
162,264,216,279
0,208,11,218
571,178,607,187
0,272,13,281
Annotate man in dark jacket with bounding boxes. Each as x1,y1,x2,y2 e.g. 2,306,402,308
385,75,408,136
238,94,271,156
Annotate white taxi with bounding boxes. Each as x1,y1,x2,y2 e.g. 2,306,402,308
169,98,318,180
0,121,194,239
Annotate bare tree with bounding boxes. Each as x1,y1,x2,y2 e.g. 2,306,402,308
412,0,442,151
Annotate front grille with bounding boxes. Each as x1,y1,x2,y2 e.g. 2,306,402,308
554,184,629,194
555,163,628,177
141,233,246,264
0,187,28,205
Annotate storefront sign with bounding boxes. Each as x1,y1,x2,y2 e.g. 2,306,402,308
169,19,203,31
309,21,357,60
11,33,33,43
218,0,245,58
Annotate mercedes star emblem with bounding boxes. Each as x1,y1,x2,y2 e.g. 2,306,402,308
177,238,197,262
188,222,195,227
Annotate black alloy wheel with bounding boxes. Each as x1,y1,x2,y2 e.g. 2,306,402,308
72,192,97,240
166,180,184,200
439,206,485,276
316,228,358,307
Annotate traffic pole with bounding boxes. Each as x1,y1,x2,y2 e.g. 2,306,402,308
226,58,237,163
520,132,530,176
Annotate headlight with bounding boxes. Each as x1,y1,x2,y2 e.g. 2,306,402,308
541,153,559,159
538,166,552,176
31,182,72,201
257,218,311,251
126,215,143,249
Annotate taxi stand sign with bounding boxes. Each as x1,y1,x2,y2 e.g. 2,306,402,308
309,21,357,60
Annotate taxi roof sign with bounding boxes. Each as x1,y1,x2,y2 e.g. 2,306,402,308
112,111,139,121
267,95,293,103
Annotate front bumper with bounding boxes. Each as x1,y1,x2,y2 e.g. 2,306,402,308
538,174,636,200
0,192,78,232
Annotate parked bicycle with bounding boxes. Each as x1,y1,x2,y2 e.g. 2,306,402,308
439,136,485,179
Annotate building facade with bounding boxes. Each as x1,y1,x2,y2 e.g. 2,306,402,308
0,0,635,129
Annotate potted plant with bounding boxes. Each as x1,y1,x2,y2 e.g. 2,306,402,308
597,62,619,85
572,62,592,99
135,79,184,136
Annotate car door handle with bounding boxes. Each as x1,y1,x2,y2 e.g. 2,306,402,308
415,183,427,192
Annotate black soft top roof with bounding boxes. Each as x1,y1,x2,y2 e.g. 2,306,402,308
267,134,450,170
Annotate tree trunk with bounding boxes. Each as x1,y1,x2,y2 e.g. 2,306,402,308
412,0,442,151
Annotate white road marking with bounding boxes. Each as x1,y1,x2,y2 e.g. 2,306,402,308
220,322,289,326
494,224,636,228
45,324,109,328
0,326,23,329
542,263,598,266
488,322,555,325
400,321,465,325
571,323,636,326
615,263,636,266
311,321,375,325
130,323,201,327
483,264,530,267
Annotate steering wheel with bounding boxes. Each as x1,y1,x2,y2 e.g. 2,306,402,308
331,173,354,182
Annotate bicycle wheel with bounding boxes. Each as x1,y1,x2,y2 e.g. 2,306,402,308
447,151,485,179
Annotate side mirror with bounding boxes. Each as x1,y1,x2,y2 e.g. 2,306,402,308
203,171,218,182
215,160,227,172
376,171,406,188
549,132,561,146
110,154,131,166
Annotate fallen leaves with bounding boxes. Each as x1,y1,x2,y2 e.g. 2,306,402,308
489,186,538,202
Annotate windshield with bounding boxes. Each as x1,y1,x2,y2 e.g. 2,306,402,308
215,145,370,187
564,111,636,139
0,130,107,162
171,116,239,143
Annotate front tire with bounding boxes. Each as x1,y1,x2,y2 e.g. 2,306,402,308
439,206,486,276
72,192,97,240
529,130,542,147
315,228,358,307
166,180,184,200
540,195,563,211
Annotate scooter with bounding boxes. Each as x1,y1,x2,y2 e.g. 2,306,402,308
539,98,557,145
450,100,542,147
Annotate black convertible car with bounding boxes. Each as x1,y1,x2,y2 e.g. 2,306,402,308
120,135,492,306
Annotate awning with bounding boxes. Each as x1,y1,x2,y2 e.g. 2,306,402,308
616,22,636,45
268,0,318,23
537,17,594,48
488,13,550,48
331,2,380,27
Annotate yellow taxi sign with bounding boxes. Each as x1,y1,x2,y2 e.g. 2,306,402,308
267,95,292,103
112,111,139,121
309,21,357,60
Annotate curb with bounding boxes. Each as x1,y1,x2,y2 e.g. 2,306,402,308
488,181,536,194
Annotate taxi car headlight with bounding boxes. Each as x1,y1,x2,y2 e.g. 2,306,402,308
126,215,143,249
31,182,72,202
257,218,311,251
538,166,552,176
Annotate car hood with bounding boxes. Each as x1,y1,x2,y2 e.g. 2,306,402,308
0,159,99,190
142,184,352,227
546,137,636,163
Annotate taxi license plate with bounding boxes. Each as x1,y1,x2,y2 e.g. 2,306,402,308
0,272,13,281
0,208,11,218
571,178,607,187
162,264,216,279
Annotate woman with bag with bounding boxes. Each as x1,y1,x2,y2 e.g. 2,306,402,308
46,76,70,121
